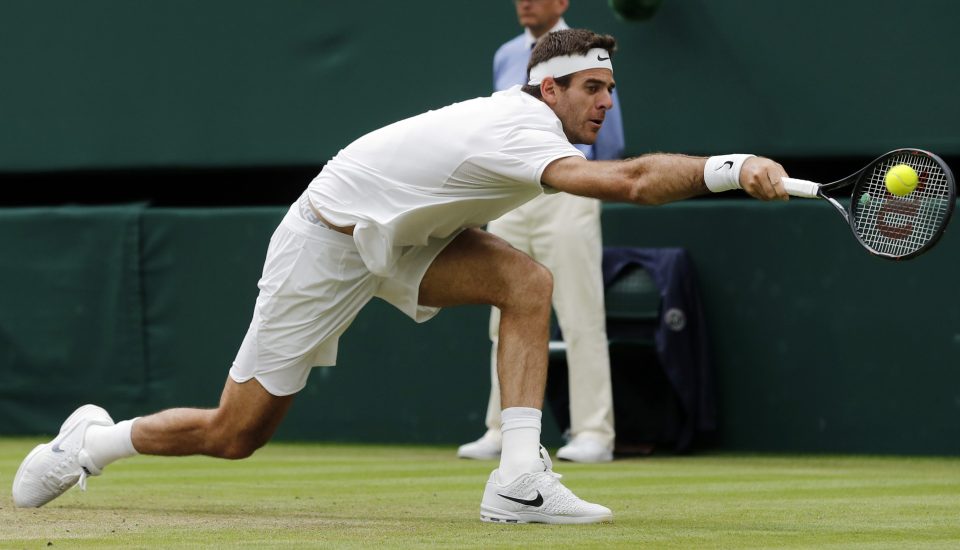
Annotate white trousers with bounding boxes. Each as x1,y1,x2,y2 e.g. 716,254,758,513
484,192,614,447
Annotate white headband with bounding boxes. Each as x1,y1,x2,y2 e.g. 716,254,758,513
527,48,613,86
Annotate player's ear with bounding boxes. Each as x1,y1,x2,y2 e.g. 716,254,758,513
540,77,559,106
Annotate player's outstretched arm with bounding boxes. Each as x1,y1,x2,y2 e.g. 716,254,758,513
541,154,789,204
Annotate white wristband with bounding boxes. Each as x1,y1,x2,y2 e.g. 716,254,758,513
704,154,755,193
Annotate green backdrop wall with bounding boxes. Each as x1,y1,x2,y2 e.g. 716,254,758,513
1,202,957,454
2,0,958,172
2,0,958,454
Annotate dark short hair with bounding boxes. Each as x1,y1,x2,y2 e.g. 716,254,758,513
522,28,617,98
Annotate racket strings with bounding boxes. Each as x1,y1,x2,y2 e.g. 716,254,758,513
852,152,952,257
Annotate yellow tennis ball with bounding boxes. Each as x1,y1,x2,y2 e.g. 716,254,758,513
885,164,919,196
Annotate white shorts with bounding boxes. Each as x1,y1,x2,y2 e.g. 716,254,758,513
229,200,460,396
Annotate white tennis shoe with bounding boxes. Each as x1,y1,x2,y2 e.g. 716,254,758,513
457,433,502,460
556,435,614,463
480,448,612,524
12,404,114,508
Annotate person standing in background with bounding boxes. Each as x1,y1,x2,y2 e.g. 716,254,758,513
457,0,625,463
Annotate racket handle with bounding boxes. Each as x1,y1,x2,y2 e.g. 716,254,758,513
782,177,821,198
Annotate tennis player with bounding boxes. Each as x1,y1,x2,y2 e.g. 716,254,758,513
13,28,788,524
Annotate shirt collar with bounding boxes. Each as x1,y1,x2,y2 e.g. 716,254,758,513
523,18,569,50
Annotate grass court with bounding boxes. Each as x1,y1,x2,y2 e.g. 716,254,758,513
3,439,959,548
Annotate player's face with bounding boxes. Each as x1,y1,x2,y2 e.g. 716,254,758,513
548,69,615,145
515,0,568,37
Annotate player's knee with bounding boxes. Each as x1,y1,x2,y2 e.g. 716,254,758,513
220,438,266,460
505,260,552,313
215,431,269,459
530,262,553,303
206,420,271,459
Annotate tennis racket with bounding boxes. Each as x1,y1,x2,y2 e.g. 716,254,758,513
782,148,955,260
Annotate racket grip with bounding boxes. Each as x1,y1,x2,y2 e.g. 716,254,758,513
782,177,821,198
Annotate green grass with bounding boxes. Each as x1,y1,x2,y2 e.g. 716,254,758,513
2,439,959,549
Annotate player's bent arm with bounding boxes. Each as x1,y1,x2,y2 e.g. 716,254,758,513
541,154,789,204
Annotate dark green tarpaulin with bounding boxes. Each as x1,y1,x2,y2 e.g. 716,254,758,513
0,205,146,426
1,203,958,454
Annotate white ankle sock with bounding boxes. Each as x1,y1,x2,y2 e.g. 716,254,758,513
498,407,542,483
84,418,140,469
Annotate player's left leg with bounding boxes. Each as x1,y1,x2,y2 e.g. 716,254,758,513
12,376,293,508
14,201,362,508
130,376,294,458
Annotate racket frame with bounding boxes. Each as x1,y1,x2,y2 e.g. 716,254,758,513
782,148,955,260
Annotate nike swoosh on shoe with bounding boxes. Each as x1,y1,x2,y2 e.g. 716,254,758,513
497,491,544,507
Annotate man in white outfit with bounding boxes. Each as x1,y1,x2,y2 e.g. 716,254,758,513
13,29,789,525
458,0,623,464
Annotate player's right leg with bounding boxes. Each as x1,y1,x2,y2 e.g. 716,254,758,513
457,207,534,460
419,228,612,524
531,193,615,463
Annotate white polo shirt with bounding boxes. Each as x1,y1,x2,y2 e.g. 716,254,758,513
307,85,584,276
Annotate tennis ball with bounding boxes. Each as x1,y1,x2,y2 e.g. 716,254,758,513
885,164,919,196
609,0,664,21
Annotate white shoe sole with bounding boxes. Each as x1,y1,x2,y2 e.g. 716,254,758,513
555,452,613,463
480,504,613,525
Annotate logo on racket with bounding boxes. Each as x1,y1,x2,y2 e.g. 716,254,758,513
877,170,928,240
